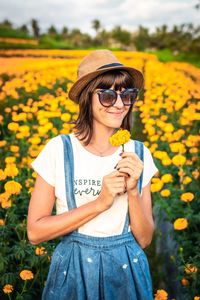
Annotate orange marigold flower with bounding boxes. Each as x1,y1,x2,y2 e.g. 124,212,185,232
10,145,19,153
185,264,198,274
192,169,199,179
154,289,168,300
0,140,7,147
181,278,189,286
174,218,188,230
0,219,5,225
1,199,12,209
35,246,46,256
0,169,7,181
3,284,14,294
180,192,194,202
19,270,34,280
194,297,200,300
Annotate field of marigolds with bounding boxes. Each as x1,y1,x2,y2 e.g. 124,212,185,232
0,49,199,300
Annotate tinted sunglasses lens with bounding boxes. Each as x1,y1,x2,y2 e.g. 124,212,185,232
121,89,138,105
99,90,116,106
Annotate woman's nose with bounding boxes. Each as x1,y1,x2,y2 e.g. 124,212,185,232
113,93,124,107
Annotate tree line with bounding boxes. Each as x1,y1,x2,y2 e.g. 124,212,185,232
0,18,200,56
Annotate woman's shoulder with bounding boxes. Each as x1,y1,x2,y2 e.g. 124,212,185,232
40,135,64,152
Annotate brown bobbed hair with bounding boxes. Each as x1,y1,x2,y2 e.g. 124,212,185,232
73,70,136,145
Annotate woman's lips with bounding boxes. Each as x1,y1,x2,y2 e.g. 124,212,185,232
107,111,125,117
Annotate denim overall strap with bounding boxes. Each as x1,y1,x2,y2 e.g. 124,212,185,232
122,140,144,234
60,134,77,210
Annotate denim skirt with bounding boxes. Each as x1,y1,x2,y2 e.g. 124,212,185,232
42,231,153,300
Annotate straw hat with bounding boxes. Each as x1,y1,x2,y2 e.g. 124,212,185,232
68,49,144,103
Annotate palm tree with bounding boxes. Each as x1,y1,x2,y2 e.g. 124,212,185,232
91,19,101,35
31,19,40,39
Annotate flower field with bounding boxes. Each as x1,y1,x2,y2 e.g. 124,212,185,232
0,50,199,299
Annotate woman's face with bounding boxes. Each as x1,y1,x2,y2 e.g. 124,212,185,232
91,85,130,130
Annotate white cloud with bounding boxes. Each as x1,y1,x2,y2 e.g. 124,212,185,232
0,0,199,35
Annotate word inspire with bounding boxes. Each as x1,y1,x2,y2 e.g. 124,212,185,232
74,178,102,197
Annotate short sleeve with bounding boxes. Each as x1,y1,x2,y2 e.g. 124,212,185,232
142,145,159,188
30,137,58,187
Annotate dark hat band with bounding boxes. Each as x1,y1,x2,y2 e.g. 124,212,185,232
97,63,123,70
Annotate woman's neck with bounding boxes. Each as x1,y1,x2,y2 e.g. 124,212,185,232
90,125,116,147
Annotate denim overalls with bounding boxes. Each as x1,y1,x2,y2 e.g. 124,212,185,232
42,135,154,300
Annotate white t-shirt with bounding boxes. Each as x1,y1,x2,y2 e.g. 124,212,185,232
31,133,158,237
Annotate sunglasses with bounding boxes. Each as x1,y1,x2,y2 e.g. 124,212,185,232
95,88,139,107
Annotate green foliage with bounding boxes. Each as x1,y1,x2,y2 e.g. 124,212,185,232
0,27,32,39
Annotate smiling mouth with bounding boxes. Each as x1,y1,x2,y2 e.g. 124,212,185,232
107,111,125,116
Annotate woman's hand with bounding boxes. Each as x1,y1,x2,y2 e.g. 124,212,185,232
96,170,128,210
115,152,144,192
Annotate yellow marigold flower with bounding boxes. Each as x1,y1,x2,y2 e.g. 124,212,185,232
38,118,49,125
61,113,71,122
5,157,16,164
180,192,194,202
151,180,163,192
44,122,54,130
169,142,186,154
4,165,19,177
32,172,37,178
174,218,188,230
154,289,168,300
162,157,172,166
29,136,41,145
161,174,173,183
185,264,198,274
4,180,22,195
172,154,186,167
18,125,30,133
163,123,174,133
161,189,171,197
181,278,189,286
7,122,19,132
0,219,5,225
0,169,7,181
0,140,7,147
3,284,14,294
154,151,168,160
182,176,192,185
35,246,46,256
109,129,131,150
10,145,19,153
20,270,34,280
12,112,27,122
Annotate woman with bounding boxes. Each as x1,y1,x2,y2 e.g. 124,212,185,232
27,49,158,300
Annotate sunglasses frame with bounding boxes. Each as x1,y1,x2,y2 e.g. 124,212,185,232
95,88,139,107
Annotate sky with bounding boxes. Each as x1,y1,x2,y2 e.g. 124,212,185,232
0,0,199,35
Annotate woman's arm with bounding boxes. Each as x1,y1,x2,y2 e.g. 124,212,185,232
128,183,155,249
27,170,127,245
